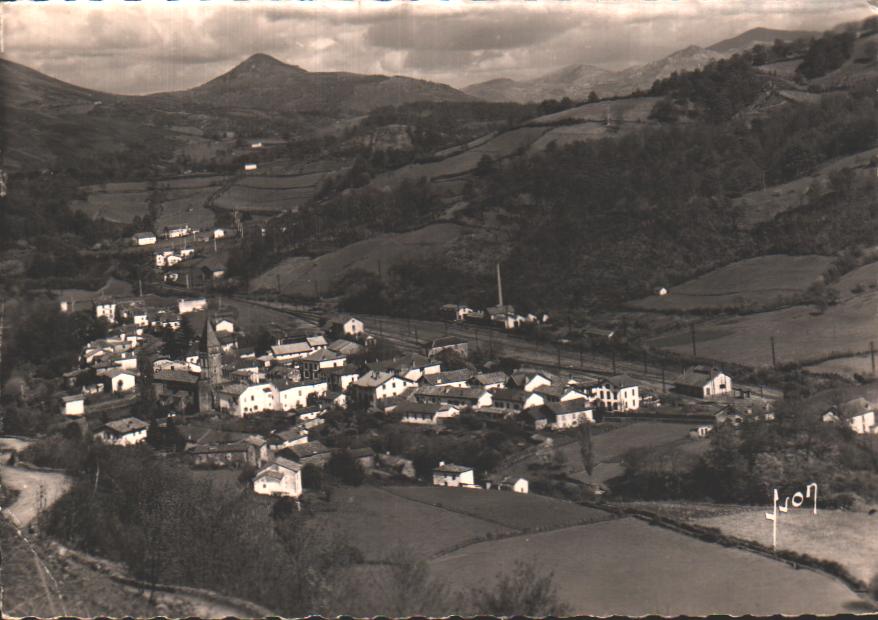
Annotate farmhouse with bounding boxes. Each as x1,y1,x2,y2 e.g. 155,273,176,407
96,417,148,446
271,427,309,450
253,457,303,498
537,399,594,430
349,371,417,406
165,225,192,239
328,339,365,357
673,366,733,399
424,335,469,358
189,441,259,468
271,342,313,363
533,384,589,404
288,441,332,467
822,397,877,434
490,388,544,414
132,232,157,246
217,383,279,417
322,315,365,338
414,385,493,410
472,371,509,390
510,369,561,393
397,401,460,425
62,394,85,417
432,462,475,487
440,304,476,321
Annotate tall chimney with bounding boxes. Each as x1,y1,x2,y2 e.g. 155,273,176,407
496,263,504,307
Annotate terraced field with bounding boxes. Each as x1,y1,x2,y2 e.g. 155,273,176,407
630,255,834,312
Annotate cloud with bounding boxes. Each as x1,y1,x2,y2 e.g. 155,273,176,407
3,0,872,94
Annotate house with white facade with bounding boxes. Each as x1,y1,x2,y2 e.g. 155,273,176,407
822,397,877,434
101,368,138,393
490,388,544,414
321,315,365,338
471,371,508,391
96,417,149,446
367,354,441,383
253,457,303,498
132,232,157,246
218,383,279,417
673,367,733,399
325,364,362,393
397,401,460,425
421,368,475,388
349,371,417,406
590,374,641,412
62,394,86,417
539,399,594,429
94,299,117,324
432,462,475,487
277,379,328,412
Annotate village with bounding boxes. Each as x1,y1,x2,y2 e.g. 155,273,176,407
44,228,877,505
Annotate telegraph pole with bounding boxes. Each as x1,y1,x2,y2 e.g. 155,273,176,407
661,363,666,393
643,350,648,375
770,336,777,369
611,348,616,374
690,324,697,357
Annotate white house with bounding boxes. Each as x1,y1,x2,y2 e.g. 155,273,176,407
398,401,460,425
472,371,508,391
102,368,138,393
433,462,475,487
367,355,441,383
94,299,117,324
272,427,310,450
322,315,365,338
218,383,279,417
97,417,149,446
511,370,556,393
539,399,594,429
178,298,208,315
590,375,641,412
326,364,362,393
214,318,235,334
244,163,258,172
822,397,877,434
253,457,303,498
490,388,544,414
422,368,475,388
165,225,192,239
277,379,328,412
62,394,85,417
673,367,733,399
132,232,157,246
350,371,417,406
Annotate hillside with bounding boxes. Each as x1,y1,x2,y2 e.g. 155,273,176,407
153,53,475,114
707,27,817,53
463,45,725,103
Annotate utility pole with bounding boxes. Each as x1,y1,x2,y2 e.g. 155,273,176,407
871,341,876,376
377,259,383,282
661,363,666,393
556,344,561,368
138,279,143,297
770,336,777,369
611,348,616,374
690,323,697,357
579,341,583,369
643,350,648,375
276,274,281,294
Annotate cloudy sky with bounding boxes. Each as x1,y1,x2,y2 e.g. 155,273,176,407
3,0,872,95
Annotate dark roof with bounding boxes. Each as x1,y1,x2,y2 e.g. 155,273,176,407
543,398,591,415
427,335,468,349
290,441,331,459
674,366,726,388
607,374,638,389
153,369,200,385
103,417,148,435
433,462,472,475
423,368,475,385
490,388,529,403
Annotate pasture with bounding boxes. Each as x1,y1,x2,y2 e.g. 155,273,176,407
386,485,611,531
320,485,514,561
213,184,313,212
695,508,878,584
629,255,833,312
250,223,468,297
648,289,878,367
528,97,660,125
428,516,865,616
219,298,313,335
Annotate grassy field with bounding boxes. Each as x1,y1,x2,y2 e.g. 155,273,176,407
501,421,695,485
695,508,878,584
805,354,878,378
320,485,515,561
648,288,878,367
213,184,313,212
428,516,867,616
630,255,833,312
386,485,612,531
528,97,661,125
220,298,313,335
250,223,469,296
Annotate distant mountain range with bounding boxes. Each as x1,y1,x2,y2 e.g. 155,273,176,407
463,28,818,103
150,53,474,114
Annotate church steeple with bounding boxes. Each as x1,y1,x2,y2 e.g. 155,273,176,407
200,314,223,387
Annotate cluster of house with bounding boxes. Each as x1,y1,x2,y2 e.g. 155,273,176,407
132,225,237,247
440,303,550,331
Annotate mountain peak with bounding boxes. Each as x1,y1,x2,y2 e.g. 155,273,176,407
234,53,306,74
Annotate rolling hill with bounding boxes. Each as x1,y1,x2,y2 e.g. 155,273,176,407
707,27,818,54
462,45,726,103
151,53,475,114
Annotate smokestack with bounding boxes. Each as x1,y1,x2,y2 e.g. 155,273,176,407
496,263,504,307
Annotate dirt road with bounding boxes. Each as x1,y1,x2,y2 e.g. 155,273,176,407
0,449,71,529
